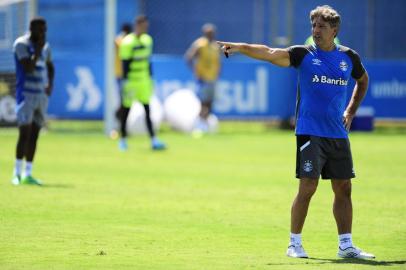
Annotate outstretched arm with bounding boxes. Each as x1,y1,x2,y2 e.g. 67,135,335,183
217,41,290,67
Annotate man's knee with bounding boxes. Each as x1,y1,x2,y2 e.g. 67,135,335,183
18,125,31,141
29,123,41,141
200,104,210,117
298,178,319,199
332,180,352,197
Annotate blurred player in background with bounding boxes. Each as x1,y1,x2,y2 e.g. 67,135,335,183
185,23,221,135
118,15,166,151
305,34,340,46
218,5,375,260
114,23,132,130
12,17,54,185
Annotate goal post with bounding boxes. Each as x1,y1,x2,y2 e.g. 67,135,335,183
0,0,36,126
0,0,36,72
104,0,117,136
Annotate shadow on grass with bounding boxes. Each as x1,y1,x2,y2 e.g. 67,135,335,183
308,258,406,266
267,258,406,266
41,183,75,189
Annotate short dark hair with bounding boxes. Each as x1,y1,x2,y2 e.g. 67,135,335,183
310,5,341,36
30,17,46,29
202,23,216,34
121,23,132,34
135,15,148,25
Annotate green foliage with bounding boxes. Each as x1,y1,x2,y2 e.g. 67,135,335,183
0,121,405,269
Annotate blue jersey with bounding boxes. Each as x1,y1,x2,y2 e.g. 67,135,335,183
288,44,365,138
13,34,52,104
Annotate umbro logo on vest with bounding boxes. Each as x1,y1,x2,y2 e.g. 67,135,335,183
312,75,348,86
312,58,322,65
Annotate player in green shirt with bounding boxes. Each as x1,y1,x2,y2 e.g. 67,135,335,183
118,15,165,151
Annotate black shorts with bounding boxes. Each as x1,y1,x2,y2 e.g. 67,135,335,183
296,135,355,180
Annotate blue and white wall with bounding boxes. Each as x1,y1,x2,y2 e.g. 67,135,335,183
1,0,405,124
47,55,406,120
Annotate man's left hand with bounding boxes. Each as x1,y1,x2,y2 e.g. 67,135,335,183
45,83,53,96
343,110,355,131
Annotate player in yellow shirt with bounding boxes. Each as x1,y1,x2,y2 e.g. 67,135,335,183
119,15,165,150
185,23,221,133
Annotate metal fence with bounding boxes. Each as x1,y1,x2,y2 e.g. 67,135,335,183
0,0,31,72
138,0,406,59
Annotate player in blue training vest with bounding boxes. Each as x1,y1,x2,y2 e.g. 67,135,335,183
11,17,54,186
218,5,374,260
289,43,364,139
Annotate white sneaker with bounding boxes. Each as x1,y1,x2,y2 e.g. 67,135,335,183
286,245,309,258
338,246,375,259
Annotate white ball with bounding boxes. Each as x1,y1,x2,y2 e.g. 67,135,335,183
163,89,201,133
126,96,164,135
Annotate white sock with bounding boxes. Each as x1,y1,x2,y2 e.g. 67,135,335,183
339,233,353,249
195,117,208,132
289,233,302,247
25,162,33,177
14,159,23,176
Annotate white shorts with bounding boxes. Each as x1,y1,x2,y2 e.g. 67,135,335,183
16,92,48,127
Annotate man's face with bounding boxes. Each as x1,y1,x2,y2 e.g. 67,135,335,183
311,17,336,47
136,20,149,34
30,23,47,43
204,28,215,41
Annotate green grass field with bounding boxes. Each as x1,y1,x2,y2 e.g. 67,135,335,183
0,121,405,270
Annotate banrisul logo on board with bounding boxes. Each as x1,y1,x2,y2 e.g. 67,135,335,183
312,75,348,86
155,66,269,114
